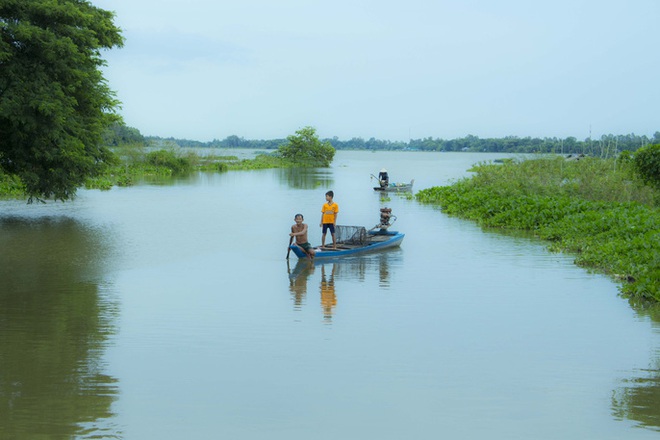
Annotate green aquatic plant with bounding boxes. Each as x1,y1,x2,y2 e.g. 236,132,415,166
226,154,290,170
145,150,193,174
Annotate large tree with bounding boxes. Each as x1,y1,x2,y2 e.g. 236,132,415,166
0,0,123,201
278,126,335,167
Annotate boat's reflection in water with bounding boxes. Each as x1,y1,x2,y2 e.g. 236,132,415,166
286,249,403,322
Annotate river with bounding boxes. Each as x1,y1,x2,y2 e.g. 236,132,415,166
1,150,658,439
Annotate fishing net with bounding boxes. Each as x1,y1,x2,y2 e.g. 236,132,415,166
335,225,368,245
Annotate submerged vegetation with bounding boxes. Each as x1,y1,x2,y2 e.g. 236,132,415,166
0,146,298,195
82,146,296,190
416,153,660,303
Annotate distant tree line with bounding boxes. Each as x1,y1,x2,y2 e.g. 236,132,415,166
104,123,660,156
331,133,660,155
404,133,660,155
145,134,285,150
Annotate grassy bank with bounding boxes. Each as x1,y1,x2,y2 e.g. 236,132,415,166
416,156,660,302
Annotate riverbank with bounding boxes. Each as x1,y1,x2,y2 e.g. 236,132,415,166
416,155,660,303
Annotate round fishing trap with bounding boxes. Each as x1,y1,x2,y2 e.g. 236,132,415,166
334,225,368,245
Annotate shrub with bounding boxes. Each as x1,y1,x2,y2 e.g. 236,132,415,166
633,144,660,188
145,150,192,174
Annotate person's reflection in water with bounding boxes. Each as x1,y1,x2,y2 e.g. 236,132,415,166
287,259,314,309
320,263,337,323
379,255,391,288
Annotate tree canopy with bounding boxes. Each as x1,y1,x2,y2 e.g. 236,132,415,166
278,126,335,166
101,122,145,147
633,144,660,189
0,0,123,201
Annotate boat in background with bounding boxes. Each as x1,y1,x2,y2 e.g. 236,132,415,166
373,179,414,192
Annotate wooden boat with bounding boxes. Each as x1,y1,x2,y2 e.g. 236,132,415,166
373,179,414,192
289,229,404,260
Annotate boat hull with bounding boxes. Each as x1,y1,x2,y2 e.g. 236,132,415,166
290,231,404,259
373,179,414,192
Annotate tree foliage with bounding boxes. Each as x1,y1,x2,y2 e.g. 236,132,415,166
278,126,335,166
633,144,660,189
101,122,145,147
0,0,123,201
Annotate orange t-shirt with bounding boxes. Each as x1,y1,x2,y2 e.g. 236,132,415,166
321,202,339,224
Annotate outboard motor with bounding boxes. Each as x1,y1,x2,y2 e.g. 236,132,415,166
373,207,397,231
379,207,392,228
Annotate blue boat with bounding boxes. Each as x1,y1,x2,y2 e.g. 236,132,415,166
289,228,404,260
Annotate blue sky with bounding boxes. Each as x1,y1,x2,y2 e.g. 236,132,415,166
98,0,660,142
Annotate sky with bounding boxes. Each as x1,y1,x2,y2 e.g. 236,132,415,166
96,0,660,142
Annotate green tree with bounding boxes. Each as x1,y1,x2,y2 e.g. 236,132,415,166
278,126,335,166
633,144,660,188
101,122,145,147
222,135,244,147
0,0,124,201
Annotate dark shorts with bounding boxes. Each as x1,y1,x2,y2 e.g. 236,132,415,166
298,242,312,252
322,223,335,234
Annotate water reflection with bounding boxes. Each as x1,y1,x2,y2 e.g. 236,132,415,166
609,304,660,432
612,368,660,432
287,259,314,308
286,251,400,322
378,191,391,203
0,217,119,438
320,264,337,322
277,168,334,189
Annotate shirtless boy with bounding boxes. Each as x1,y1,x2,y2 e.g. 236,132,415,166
290,214,315,259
